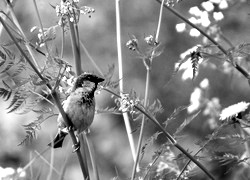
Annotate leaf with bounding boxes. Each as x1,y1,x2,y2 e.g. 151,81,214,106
164,105,188,127
31,74,47,86
0,48,6,61
19,114,55,146
0,88,12,101
11,56,26,77
102,64,119,89
0,60,14,74
96,106,120,115
2,46,15,60
39,26,57,44
174,110,200,136
190,51,202,80
7,90,29,113
141,131,162,160
147,99,164,117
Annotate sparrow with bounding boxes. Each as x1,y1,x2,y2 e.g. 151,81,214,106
49,72,104,148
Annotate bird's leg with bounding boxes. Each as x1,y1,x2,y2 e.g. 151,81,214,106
72,135,80,152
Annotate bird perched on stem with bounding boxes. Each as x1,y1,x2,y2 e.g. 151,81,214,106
49,73,104,149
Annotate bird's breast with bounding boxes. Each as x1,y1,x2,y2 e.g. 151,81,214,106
58,88,96,134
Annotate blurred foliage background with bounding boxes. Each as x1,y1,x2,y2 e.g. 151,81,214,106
1,0,250,179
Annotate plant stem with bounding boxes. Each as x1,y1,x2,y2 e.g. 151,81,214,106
60,24,65,59
0,16,88,179
155,0,250,81
115,0,137,163
131,1,164,178
33,0,50,55
103,87,215,180
84,134,100,180
68,19,81,76
131,68,150,179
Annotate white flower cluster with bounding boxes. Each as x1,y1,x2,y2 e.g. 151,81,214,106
176,0,228,37
0,166,26,179
220,102,250,121
188,78,210,113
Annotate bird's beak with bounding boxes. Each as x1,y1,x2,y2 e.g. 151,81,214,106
96,77,105,83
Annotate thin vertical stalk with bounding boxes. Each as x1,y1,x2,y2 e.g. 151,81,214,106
131,1,164,179
131,68,150,179
116,0,137,162
33,0,50,55
84,134,100,180
68,19,81,75
60,25,65,59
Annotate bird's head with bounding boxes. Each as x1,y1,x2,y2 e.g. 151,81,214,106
72,73,105,92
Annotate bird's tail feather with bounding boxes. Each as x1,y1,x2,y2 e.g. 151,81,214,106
48,130,68,148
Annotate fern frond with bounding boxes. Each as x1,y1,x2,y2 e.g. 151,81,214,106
101,64,119,89
147,99,164,117
32,107,54,114
1,46,15,60
0,48,7,61
0,87,12,101
174,110,200,136
18,126,38,146
0,60,14,74
7,90,29,113
7,97,27,113
190,51,202,80
96,106,120,115
164,105,188,127
11,56,26,77
30,74,47,86
141,131,162,160
19,114,56,146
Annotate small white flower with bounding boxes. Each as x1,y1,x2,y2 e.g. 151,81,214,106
219,0,228,9
200,11,211,27
3,167,15,177
202,1,214,12
200,78,209,89
176,23,186,32
189,6,203,16
17,168,26,177
189,28,201,37
213,12,224,21
61,76,67,82
58,86,63,93
69,17,74,22
189,17,200,24
220,102,250,121
188,87,202,113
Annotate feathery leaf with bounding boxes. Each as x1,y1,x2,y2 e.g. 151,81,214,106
174,110,200,136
